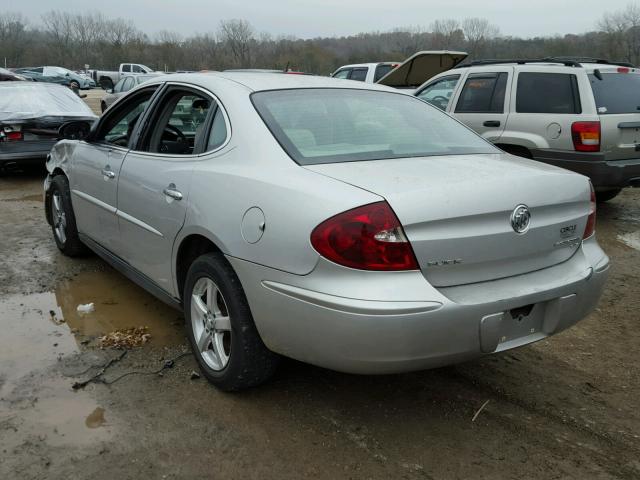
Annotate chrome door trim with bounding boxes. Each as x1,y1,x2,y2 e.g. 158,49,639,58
116,209,164,237
71,189,117,214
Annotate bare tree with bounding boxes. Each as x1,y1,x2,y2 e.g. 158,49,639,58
462,17,500,58
431,19,463,49
0,13,29,67
218,19,254,67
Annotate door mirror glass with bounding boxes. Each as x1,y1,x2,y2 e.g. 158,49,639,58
58,120,93,140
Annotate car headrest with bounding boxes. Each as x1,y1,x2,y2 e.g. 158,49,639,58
192,98,209,111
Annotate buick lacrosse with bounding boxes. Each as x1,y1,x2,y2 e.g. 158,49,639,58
45,73,609,390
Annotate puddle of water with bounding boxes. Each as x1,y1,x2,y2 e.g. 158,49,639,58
85,407,107,428
56,268,184,344
618,232,640,251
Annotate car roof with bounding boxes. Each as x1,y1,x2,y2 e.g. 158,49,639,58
335,62,398,69
146,72,402,93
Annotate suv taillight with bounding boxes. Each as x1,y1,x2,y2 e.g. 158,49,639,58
583,182,596,239
572,121,600,152
1,126,23,142
310,201,419,271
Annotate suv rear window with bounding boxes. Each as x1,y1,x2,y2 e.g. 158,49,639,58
455,72,507,113
251,88,497,165
589,72,640,114
516,73,581,114
374,64,395,82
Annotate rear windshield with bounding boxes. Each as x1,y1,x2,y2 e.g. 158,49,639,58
589,72,640,114
374,64,395,82
251,88,497,165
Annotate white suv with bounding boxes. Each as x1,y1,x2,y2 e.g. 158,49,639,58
414,58,640,201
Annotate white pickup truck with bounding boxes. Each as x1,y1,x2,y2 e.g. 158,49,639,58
91,63,155,90
331,51,468,89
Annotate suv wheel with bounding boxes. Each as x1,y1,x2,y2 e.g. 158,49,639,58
47,175,87,256
596,188,621,203
184,253,279,391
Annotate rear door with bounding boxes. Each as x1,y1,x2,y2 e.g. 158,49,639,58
589,69,640,160
452,67,512,141
116,85,227,295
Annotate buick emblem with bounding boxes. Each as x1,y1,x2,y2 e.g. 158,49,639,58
510,205,531,234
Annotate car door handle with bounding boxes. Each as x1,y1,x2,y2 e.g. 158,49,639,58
483,120,501,127
163,184,183,201
101,166,116,179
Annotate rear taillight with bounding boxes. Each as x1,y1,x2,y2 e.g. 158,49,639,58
617,67,630,73
571,121,600,152
1,126,23,142
583,182,596,239
310,201,419,271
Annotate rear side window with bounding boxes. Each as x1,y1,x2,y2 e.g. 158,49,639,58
374,64,395,82
516,73,581,114
349,68,368,82
589,72,640,114
455,72,508,113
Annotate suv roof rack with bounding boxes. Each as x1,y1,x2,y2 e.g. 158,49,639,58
454,58,583,68
454,57,636,69
549,56,636,68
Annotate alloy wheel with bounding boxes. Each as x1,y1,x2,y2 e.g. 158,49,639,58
51,191,67,244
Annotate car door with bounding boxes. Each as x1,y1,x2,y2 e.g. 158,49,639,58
415,74,462,111
116,85,225,295
69,86,160,252
452,68,512,141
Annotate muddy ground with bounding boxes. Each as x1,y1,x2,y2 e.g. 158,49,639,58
1,168,639,480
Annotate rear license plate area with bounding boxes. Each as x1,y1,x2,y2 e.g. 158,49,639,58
498,303,544,345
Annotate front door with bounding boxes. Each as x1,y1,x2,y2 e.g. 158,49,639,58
70,88,158,250
116,86,218,295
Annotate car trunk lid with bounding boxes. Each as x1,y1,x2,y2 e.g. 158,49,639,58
306,154,591,287
376,50,468,89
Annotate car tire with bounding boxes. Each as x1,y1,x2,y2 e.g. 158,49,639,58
596,188,621,203
47,175,88,257
184,252,279,391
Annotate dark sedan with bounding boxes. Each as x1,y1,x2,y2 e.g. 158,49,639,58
0,82,97,171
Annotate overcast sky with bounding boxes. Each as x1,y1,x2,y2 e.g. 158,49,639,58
6,0,633,39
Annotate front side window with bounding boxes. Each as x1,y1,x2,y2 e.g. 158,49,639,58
252,88,497,165
589,72,640,114
349,68,368,82
416,75,461,110
97,88,157,146
455,72,508,113
144,91,212,155
132,64,143,73
333,69,351,79
516,73,580,114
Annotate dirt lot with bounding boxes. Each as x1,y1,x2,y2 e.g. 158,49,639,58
1,167,639,479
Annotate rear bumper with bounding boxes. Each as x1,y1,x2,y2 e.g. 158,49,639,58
229,237,609,375
0,140,57,165
530,148,640,188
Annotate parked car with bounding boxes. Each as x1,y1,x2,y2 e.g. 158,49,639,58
0,82,96,171
14,66,95,89
101,74,160,112
0,68,28,81
411,58,640,201
44,72,608,391
92,63,155,90
332,51,469,86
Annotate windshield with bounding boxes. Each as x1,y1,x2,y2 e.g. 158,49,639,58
589,72,640,114
252,88,497,165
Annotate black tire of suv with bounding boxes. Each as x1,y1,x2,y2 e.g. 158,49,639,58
183,253,279,391
596,188,621,203
47,175,88,257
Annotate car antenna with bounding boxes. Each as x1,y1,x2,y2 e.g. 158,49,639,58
284,61,290,73
594,69,603,81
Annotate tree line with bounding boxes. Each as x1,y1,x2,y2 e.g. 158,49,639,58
1,4,640,75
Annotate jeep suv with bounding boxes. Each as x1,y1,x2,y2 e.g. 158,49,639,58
413,58,640,201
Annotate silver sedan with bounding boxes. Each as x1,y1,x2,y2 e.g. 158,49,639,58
44,73,609,390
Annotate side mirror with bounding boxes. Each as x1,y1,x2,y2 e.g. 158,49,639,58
65,73,70,77
58,121,92,141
